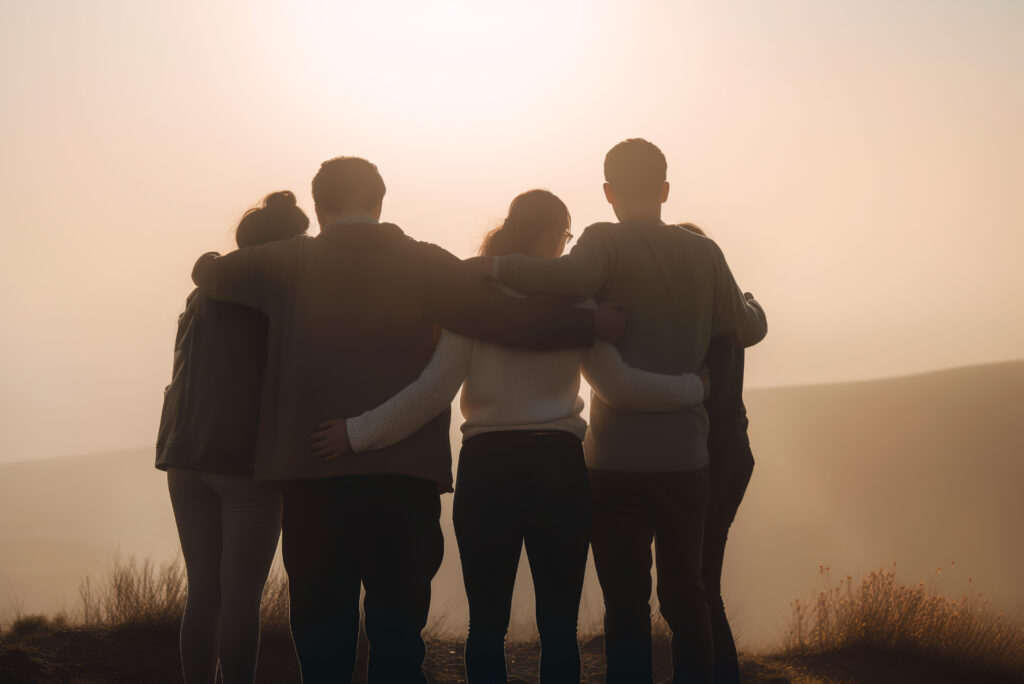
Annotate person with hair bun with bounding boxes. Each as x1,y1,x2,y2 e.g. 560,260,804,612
156,190,309,684
314,188,710,683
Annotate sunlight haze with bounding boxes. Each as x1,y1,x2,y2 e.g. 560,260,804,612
1,0,1022,462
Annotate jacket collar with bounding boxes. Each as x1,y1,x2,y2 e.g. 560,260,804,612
317,221,407,251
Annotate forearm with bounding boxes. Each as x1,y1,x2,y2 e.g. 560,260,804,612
346,332,471,452
435,281,595,350
581,342,705,412
736,297,767,347
494,253,600,302
189,248,269,311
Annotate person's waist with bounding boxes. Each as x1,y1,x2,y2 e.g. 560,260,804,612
463,427,582,446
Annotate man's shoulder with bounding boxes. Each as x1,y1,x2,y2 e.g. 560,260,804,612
581,221,618,237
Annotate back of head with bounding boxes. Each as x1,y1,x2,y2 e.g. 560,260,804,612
479,189,571,257
604,138,668,202
311,156,387,217
235,191,310,248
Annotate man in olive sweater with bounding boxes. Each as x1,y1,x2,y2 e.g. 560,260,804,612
471,139,766,684
191,157,623,684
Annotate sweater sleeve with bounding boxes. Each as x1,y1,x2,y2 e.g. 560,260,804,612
420,243,595,350
190,240,294,313
709,240,767,348
493,223,612,302
346,330,473,453
581,341,706,412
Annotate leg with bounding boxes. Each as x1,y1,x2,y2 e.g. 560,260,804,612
588,469,656,684
454,438,526,683
703,457,753,684
280,478,361,684
167,469,222,684
652,467,713,684
360,476,444,684
210,475,283,684
523,435,590,684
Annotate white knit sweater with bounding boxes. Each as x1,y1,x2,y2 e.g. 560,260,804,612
347,321,705,453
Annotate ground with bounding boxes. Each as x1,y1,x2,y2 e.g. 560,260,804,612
3,625,1023,683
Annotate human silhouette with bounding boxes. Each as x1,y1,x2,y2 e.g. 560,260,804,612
156,190,308,684
680,222,756,684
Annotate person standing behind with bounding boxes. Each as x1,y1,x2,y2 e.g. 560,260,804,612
468,139,767,684
189,158,625,684
678,222,755,684
156,191,309,684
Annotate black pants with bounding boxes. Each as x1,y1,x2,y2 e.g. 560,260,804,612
453,431,591,683
589,467,713,684
703,454,753,684
278,475,443,684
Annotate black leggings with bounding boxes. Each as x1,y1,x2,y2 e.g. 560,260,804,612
703,454,753,684
454,431,591,683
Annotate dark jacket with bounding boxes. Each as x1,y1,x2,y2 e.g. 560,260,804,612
190,222,595,487
703,337,753,467
155,290,268,476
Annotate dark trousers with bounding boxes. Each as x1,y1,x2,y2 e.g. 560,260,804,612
278,475,443,684
453,431,591,683
589,467,713,684
703,454,753,684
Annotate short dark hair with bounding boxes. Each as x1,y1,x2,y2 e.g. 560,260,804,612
604,138,667,201
235,191,309,248
311,156,386,214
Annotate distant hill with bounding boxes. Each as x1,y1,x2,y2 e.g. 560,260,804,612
1,361,1022,646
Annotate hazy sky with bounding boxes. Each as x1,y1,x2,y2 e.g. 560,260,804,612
1,0,1022,462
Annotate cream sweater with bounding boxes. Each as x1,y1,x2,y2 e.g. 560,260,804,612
347,327,705,454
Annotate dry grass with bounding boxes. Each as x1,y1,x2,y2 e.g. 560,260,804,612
5,556,1024,683
781,563,1024,679
69,554,290,633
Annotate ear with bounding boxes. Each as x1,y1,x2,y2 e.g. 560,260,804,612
660,181,670,203
603,183,615,205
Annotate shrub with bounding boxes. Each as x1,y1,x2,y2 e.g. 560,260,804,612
784,564,1024,675
76,554,290,632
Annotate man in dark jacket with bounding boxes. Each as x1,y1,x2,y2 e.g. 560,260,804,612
191,156,623,684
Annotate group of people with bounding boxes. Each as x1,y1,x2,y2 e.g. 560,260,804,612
156,138,766,684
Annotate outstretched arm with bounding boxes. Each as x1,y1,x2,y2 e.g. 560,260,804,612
421,243,607,350
487,224,613,302
191,240,294,313
581,341,707,412
312,331,473,458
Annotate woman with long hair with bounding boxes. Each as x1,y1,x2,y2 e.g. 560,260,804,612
156,191,309,684
313,189,708,683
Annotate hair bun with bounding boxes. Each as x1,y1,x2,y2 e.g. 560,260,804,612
263,190,297,210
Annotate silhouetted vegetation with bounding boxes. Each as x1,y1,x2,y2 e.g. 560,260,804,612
3,556,1024,682
781,564,1024,681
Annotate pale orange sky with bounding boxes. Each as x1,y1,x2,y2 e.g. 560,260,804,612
1,0,1022,462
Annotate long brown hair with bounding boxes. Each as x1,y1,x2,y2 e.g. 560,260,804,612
479,189,570,257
